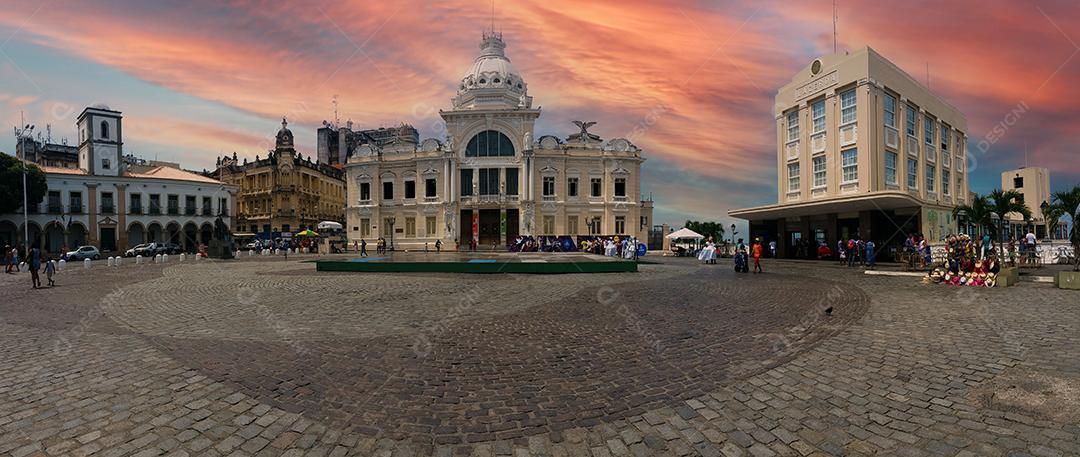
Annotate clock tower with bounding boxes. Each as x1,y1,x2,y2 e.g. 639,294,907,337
78,105,123,177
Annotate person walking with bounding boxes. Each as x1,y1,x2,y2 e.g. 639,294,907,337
4,245,11,274
865,240,876,269
846,237,857,267
769,240,777,258
360,239,368,257
752,238,764,273
44,257,56,286
29,246,42,289
435,239,442,253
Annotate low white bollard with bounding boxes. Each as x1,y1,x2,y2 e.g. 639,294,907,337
107,257,115,267
83,258,91,269
163,254,169,263
155,254,162,263
135,255,142,264
235,250,241,258
115,257,122,267
179,253,186,262
19,262,26,272
58,259,66,271
248,250,253,256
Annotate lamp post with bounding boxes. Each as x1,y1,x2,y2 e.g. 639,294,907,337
16,123,35,250
730,223,737,255
387,216,396,251
1040,201,1049,240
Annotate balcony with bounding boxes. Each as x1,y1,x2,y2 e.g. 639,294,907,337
167,206,179,215
148,205,161,215
70,204,83,214
185,207,196,216
202,207,212,216
218,208,229,216
100,204,115,214
48,203,63,214
130,205,143,214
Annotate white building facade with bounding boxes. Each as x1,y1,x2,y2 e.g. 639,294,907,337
0,106,236,254
344,32,651,250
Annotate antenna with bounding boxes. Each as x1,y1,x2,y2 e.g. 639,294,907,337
491,0,495,34
832,0,837,53
1024,141,1028,168
332,95,339,129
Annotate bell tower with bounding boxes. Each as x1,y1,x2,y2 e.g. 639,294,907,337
77,105,123,176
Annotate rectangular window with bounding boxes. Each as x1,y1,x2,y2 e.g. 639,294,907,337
281,224,291,234
183,195,195,215
942,169,950,196
167,195,179,214
147,194,158,214
542,176,556,196
940,126,949,152
841,149,858,182
360,218,370,237
907,158,918,188
786,109,799,141
129,194,141,213
478,168,499,195
504,168,518,195
811,99,825,133
926,164,936,192
589,217,602,235
405,217,416,237
840,89,857,124
567,178,579,197
543,215,555,235
885,151,898,185
884,94,897,128
590,178,602,197
924,116,934,145
425,178,437,198
614,178,627,197
812,156,826,188
404,180,416,199
426,216,436,236
382,218,393,237
460,169,473,196
360,182,371,201
202,196,211,215
788,162,800,192
567,215,578,234
906,105,917,137
219,198,228,216
382,181,394,200
615,216,626,235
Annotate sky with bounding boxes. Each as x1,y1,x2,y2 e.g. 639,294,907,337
1,0,1078,229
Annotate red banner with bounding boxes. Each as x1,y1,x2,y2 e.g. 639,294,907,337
472,212,479,244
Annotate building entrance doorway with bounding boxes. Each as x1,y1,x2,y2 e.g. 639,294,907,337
100,227,117,252
478,209,501,248
505,209,519,246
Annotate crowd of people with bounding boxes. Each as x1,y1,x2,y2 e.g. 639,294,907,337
4,244,56,289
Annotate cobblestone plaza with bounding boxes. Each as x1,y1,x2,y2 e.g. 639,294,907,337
1,257,1078,457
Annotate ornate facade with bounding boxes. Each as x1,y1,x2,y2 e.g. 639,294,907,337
344,32,652,250
213,119,346,236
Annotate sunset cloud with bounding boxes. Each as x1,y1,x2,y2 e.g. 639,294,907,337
0,0,1077,226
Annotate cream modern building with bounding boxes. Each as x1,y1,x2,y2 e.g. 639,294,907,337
344,32,652,250
1000,167,1063,239
731,47,969,258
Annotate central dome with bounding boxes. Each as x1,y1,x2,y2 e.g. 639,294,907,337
453,32,530,110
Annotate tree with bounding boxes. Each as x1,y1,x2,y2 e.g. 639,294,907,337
683,220,725,242
1044,185,1080,270
953,193,992,238
0,153,48,215
986,188,1031,259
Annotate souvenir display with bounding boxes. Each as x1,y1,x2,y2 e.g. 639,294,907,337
924,234,999,287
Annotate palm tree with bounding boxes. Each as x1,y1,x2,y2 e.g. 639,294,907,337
986,189,1031,259
1044,185,1080,270
953,193,992,238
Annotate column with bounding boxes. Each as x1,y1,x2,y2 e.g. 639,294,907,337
117,184,128,249
86,184,99,248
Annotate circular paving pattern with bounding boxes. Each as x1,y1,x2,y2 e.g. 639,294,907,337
106,260,870,445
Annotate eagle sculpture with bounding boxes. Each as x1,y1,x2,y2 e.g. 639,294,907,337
572,120,596,137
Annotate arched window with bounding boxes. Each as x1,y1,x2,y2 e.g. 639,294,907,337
100,121,109,139
465,130,515,157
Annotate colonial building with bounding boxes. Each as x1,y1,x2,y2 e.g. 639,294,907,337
0,106,236,254
213,119,346,236
730,47,969,258
344,32,652,250
15,136,78,169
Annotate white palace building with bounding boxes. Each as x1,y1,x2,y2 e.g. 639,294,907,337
344,32,653,250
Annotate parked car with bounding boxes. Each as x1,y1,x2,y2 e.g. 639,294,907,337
66,246,101,261
124,243,151,257
161,242,182,255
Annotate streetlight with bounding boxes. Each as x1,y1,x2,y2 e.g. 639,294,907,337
17,123,35,250
387,216,396,251
1040,201,1049,240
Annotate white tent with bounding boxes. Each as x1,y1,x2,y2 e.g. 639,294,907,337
666,227,704,240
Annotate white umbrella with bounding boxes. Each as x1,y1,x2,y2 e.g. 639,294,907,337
666,228,704,240
317,221,343,230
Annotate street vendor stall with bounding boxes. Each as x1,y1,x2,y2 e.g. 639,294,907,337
665,228,704,257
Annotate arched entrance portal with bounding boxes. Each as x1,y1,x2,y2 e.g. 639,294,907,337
44,222,65,254
147,223,163,243
182,222,198,253
69,223,88,248
0,221,16,248
199,223,213,246
166,222,181,245
128,222,145,248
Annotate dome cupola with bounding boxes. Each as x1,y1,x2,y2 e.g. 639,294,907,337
452,32,531,110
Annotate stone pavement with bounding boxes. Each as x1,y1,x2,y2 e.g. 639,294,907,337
0,255,1078,457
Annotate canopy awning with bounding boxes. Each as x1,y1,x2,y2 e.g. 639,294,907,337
317,221,343,230
666,228,704,240
728,191,930,221
296,230,320,237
